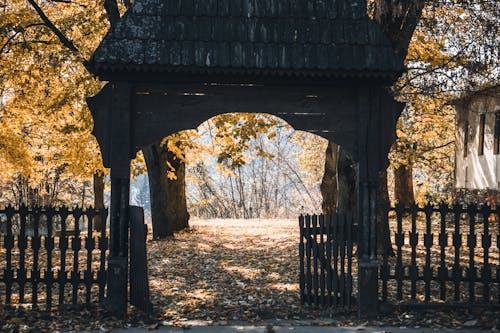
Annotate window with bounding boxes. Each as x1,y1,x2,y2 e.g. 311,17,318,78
464,120,469,158
494,111,500,154
479,114,485,155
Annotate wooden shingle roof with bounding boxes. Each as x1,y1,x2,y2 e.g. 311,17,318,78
87,0,404,79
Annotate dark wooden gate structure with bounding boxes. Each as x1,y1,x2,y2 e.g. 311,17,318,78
86,0,407,316
299,214,356,308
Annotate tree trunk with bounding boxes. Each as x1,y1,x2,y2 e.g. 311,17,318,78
376,169,393,255
320,141,339,213
93,171,105,231
369,0,426,59
143,140,189,239
337,148,357,218
394,164,414,206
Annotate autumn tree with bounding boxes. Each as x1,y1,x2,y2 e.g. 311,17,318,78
390,0,499,204
187,116,325,218
0,0,110,207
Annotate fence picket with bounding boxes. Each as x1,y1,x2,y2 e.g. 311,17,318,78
305,215,312,305
319,215,326,306
480,205,491,303
438,203,448,301
395,203,404,301
312,215,319,305
467,204,477,305
332,213,339,307
326,214,332,306
497,206,500,304
346,212,353,308
423,203,433,302
45,208,55,308
452,203,462,302
338,213,346,306
299,215,305,304
71,208,82,305
18,205,27,303
32,208,42,307
4,206,14,304
59,207,69,305
85,209,95,303
98,208,108,302
409,203,418,301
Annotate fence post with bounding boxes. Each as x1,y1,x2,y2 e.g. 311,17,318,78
129,206,152,313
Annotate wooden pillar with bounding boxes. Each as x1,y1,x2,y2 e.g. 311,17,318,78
356,84,403,317
106,82,133,316
357,85,381,317
357,166,379,317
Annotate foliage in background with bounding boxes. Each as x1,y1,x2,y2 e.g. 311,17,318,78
186,115,326,218
389,0,499,204
1,0,498,211
0,0,110,205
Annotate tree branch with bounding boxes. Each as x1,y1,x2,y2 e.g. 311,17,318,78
27,0,78,52
0,23,45,55
103,0,120,29
420,141,455,154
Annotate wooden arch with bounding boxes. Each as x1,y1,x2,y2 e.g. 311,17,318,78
86,0,405,317
89,80,399,164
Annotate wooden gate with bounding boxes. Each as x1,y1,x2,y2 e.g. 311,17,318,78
0,206,108,308
299,213,356,308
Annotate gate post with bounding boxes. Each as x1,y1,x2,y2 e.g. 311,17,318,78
106,82,133,316
357,176,379,318
130,206,152,313
356,85,381,318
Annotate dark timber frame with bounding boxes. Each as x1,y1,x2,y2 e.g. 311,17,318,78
86,0,405,317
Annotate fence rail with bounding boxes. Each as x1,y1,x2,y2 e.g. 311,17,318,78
0,206,108,308
381,203,500,307
299,213,356,308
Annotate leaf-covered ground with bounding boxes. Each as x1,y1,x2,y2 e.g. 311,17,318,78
148,219,303,324
1,219,499,332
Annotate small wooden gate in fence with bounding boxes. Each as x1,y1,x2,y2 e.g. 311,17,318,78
0,206,108,308
299,213,356,308
381,203,500,308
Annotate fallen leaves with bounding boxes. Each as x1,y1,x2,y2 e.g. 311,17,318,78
0,218,499,332
147,219,303,324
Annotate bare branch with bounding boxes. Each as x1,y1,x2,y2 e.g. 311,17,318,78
26,0,78,52
0,23,45,55
103,0,120,29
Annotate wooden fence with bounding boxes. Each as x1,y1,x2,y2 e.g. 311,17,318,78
300,203,499,309
0,206,108,308
381,203,500,308
299,213,356,308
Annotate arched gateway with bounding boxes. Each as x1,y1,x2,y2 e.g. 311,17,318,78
86,0,404,317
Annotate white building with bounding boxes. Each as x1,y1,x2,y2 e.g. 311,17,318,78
454,85,500,190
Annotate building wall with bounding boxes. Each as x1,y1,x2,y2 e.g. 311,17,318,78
455,87,500,190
